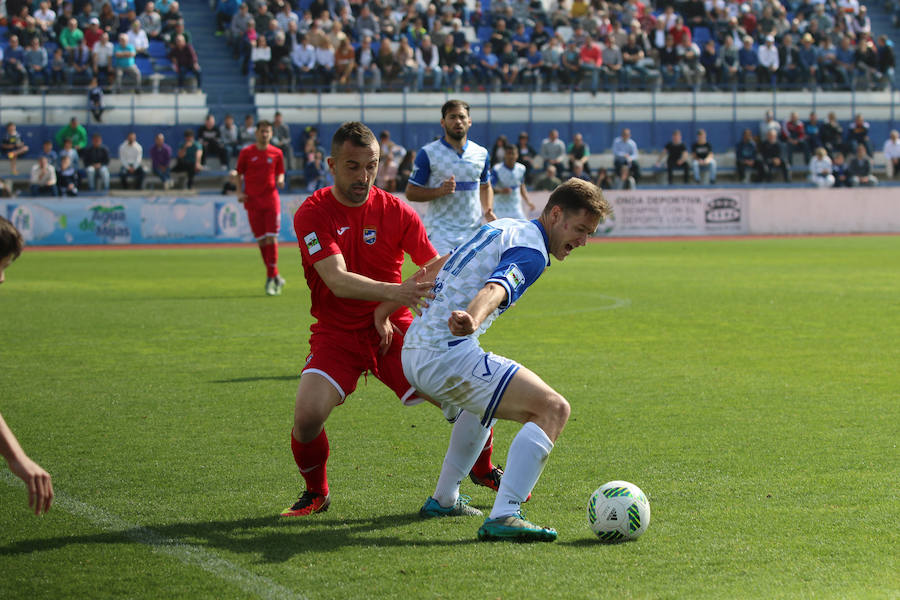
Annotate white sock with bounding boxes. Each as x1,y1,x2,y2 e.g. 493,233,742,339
432,410,492,507
489,422,553,520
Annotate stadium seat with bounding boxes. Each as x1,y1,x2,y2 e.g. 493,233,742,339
148,40,168,60
693,27,712,45
136,56,154,76
477,26,494,43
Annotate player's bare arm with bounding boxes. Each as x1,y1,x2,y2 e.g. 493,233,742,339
276,172,285,189
313,253,435,314
404,176,456,202
448,282,507,336
521,184,535,212
0,413,53,515
480,182,496,222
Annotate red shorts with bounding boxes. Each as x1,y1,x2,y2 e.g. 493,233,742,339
302,316,419,405
245,205,281,240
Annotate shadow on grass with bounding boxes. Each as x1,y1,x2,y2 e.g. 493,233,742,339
0,511,479,563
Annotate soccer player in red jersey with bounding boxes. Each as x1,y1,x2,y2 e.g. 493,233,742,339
282,122,497,517
235,120,286,296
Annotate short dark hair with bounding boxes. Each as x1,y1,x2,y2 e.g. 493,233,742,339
330,121,377,157
256,119,272,130
543,178,611,220
441,99,471,119
0,216,24,262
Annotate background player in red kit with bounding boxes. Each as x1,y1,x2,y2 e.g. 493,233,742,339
283,122,498,517
235,120,286,296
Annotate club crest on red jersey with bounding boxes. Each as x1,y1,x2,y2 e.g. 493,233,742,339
363,228,376,245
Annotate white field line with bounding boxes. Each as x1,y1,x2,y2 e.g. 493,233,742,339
2,472,307,600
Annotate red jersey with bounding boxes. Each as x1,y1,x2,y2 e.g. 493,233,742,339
294,186,437,331
236,144,285,210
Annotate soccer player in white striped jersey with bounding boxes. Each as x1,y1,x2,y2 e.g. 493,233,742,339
402,178,612,542
490,144,535,219
406,99,504,494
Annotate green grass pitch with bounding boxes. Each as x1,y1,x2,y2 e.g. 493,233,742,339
1,236,898,600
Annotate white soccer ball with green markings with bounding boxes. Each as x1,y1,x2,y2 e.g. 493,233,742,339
587,480,651,542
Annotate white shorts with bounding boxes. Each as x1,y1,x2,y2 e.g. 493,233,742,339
402,338,521,427
427,231,471,257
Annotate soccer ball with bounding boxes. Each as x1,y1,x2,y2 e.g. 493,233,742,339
587,480,651,542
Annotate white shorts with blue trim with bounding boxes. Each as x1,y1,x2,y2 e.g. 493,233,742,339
402,338,520,427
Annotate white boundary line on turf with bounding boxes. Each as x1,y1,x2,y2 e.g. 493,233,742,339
2,472,307,600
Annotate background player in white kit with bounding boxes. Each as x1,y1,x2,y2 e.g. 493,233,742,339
401,179,611,542
405,99,496,256
491,144,535,219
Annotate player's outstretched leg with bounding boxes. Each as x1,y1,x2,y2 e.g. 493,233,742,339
476,367,568,542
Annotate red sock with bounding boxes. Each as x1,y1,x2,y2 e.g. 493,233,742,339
259,243,278,278
291,428,329,496
470,427,495,477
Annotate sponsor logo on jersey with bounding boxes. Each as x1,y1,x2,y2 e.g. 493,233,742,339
363,228,376,245
503,264,525,290
304,232,322,254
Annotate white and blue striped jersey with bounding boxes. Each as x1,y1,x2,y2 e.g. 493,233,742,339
404,217,550,349
408,138,491,249
490,161,528,219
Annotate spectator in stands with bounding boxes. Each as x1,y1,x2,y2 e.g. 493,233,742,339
831,151,851,187
113,33,141,92
659,33,681,89
735,131,761,184
612,128,640,182
567,132,590,177
314,37,336,92
613,163,636,189
855,36,880,91
882,130,900,179
571,162,591,182
59,138,84,182
3,36,29,92
57,154,79,196
699,39,719,90
600,36,624,91
783,112,810,166
375,143,399,192
69,38,94,87
49,46,67,87
355,4,380,40
579,34,603,93
540,129,566,175
1,123,29,176
229,2,253,63
533,164,561,191
239,114,256,147
821,112,845,156
24,37,50,91
127,20,149,57
715,35,739,89
197,114,228,168
848,144,878,186
621,33,649,91
216,0,241,36
691,129,716,184
656,129,689,185
169,33,201,90
414,34,442,92
797,33,819,89
678,34,704,89
817,37,839,89
59,18,84,60
514,131,537,184
560,39,582,91
479,43,502,91
290,32,317,90
376,37,400,90
805,111,822,157
39,139,58,167
355,35,381,93
140,2,163,41
757,35,778,89
34,1,57,41
84,17,103,50
834,36,855,90
333,36,356,91
83,132,111,191
219,114,241,164
86,76,105,122
490,134,509,165
171,129,202,190
55,117,88,152
738,35,759,90
808,147,835,188
847,113,873,157
150,132,173,189
98,3,120,36
30,156,58,197
270,112,294,171
269,31,294,90
498,40,520,91
92,31,115,86
777,33,801,89
117,131,144,190
161,2,182,43
438,34,462,92
303,149,330,191
760,128,790,182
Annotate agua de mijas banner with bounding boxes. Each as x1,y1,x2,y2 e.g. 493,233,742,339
596,189,749,237
2,195,308,245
